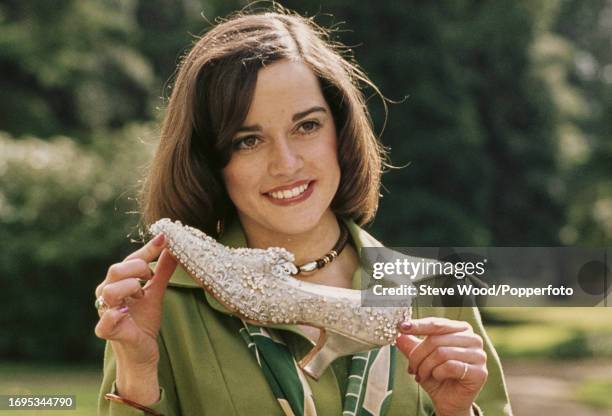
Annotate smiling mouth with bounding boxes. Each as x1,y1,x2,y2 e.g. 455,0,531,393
266,182,311,200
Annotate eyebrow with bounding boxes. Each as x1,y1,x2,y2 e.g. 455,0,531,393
236,106,327,133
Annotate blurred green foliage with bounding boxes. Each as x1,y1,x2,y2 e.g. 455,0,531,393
0,0,611,362
0,124,155,361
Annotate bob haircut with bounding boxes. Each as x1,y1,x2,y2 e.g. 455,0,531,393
140,7,387,237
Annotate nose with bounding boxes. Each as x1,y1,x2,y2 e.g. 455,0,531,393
268,137,304,177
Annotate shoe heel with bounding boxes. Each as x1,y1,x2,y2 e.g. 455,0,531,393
299,329,375,380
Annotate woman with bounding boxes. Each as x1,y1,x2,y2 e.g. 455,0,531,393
95,8,512,416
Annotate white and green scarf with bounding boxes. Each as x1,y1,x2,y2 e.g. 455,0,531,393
239,322,396,416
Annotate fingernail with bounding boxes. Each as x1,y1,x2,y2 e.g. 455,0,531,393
152,233,165,246
118,306,129,313
399,321,412,333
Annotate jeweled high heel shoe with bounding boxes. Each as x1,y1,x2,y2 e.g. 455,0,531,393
150,218,412,379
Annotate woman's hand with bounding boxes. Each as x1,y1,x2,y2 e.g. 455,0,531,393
94,233,177,403
396,317,488,416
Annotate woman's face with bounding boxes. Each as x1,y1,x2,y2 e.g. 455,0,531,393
222,59,341,238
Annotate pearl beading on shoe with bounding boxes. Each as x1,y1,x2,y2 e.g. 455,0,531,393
150,219,412,345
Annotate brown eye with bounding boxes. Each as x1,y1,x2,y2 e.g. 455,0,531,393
297,120,320,134
233,136,261,150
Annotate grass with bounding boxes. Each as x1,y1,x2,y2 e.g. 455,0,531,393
484,307,612,331
481,307,612,359
575,378,612,409
0,363,101,416
486,323,574,357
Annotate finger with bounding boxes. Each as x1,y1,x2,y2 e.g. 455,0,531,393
123,233,166,263
431,360,488,386
396,334,422,358
144,249,177,301
407,332,484,374
101,278,146,308
399,317,473,337
416,346,487,382
95,306,130,340
97,259,154,297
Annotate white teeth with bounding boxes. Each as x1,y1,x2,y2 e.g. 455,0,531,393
269,183,309,200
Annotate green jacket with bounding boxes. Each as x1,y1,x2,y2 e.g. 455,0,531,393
98,221,513,415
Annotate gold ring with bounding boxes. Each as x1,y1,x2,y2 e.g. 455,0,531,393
95,295,109,314
460,362,469,380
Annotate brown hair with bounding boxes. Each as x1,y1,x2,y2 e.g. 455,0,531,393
139,6,387,237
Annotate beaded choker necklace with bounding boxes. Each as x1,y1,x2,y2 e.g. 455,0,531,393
291,222,349,276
